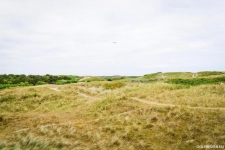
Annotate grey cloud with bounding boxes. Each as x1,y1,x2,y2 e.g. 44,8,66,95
0,0,224,75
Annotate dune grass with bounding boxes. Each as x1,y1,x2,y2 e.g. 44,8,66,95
0,81,225,149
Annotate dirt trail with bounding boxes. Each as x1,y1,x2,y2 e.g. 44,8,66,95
49,87,60,91
131,97,225,110
77,92,92,99
77,92,101,103
132,98,175,107
48,86,100,102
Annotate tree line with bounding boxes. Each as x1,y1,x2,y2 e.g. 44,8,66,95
0,74,80,89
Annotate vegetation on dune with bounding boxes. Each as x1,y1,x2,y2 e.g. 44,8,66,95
143,71,225,80
0,71,225,149
167,76,225,86
0,80,225,149
1,71,225,90
197,71,225,77
80,77,106,82
144,72,193,79
103,82,126,90
163,72,193,78
143,72,162,79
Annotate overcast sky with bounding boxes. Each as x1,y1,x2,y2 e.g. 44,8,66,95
0,0,225,75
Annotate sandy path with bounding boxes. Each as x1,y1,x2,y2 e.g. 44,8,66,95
77,92,101,103
132,97,175,107
77,92,92,99
48,86,100,102
49,87,60,91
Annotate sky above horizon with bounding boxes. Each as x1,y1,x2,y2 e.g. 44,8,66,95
0,0,225,76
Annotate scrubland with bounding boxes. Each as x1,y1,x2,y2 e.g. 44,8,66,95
0,73,225,150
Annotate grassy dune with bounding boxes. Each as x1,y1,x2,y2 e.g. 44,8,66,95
143,71,225,80
0,80,225,149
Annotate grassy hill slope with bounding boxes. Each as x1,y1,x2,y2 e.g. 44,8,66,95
0,81,225,149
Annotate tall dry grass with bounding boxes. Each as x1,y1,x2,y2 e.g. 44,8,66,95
0,82,224,149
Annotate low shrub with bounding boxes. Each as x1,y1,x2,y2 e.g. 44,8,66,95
107,78,112,81
36,81,45,85
0,84,10,89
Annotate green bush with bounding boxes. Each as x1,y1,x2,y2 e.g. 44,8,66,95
71,79,78,83
0,84,8,89
36,81,45,85
56,80,67,85
56,79,77,85
19,82,30,86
